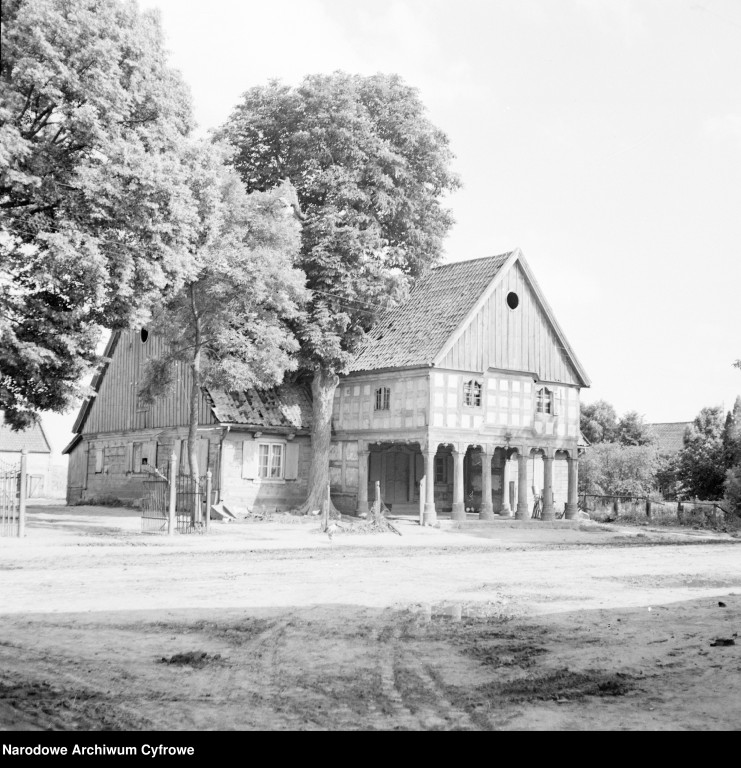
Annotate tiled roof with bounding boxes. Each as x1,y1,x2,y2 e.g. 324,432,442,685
649,422,691,454
0,414,51,453
351,253,512,372
207,384,312,432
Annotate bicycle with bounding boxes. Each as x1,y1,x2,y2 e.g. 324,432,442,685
531,494,543,519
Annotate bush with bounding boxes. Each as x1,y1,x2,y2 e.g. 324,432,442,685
74,495,135,508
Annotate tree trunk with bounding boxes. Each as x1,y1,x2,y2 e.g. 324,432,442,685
188,284,201,482
296,368,339,515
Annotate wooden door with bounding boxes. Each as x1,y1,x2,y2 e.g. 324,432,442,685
384,450,409,503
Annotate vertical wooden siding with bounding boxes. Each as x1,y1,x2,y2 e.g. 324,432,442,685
82,331,216,435
439,262,580,384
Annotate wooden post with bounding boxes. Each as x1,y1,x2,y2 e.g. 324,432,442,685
419,476,425,526
18,448,27,538
645,498,652,519
322,483,331,531
168,452,177,536
205,470,212,533
357,447,369,516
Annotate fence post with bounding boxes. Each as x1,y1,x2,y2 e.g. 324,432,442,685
205,470,212,533
645,498,652,519
419,475,425,526
168,452,177,536
18,449,27,538
322,483,331,532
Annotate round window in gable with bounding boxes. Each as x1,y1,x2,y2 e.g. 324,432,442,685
140,328,149,343
506,292,519,310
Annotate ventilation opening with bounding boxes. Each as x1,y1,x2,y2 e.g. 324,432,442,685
506,292,519,310
140,328,149,343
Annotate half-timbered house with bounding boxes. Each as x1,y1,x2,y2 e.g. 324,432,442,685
65,248,589,521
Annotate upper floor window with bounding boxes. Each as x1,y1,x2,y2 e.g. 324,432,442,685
536,387,553,415
258,443,284,479
463,379,482,407
374,387,390,411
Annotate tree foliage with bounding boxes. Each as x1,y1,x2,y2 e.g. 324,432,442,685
579,400,618,444
615,410,656,446
217,72,460,509
1,0,198,428
139,144,306,477
676,406,727,500
722,396,741,514
579,443,660,497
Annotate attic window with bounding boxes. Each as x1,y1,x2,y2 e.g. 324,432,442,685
506,292,519,310
140,329,149,343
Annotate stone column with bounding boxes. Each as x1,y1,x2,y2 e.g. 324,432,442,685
541,450,555,521
480,447,494,520
565,454,579,519
515,449,530,520
499,451,512,517
356,444,369,515
451,445,466,521
423,446,437,526
492,450,503,515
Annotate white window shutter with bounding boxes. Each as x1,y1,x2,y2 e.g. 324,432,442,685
95,448,103,473
197,438,210,475
285,443,300,480
242,441,257,479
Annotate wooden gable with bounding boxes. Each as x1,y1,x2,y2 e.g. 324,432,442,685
435,251,589,387
78,330,216,435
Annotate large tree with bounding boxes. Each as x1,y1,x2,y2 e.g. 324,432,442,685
139,144,306,479
1,0,198,429
217,73,460,512
722,396,741,515
579,442,659,497
676,406,727,500
615,410,655,447
580,400,618,444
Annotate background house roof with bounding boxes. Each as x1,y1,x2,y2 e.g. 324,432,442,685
649,422,691,454
351,252,512,372
207,384,312,432
0,414,51,454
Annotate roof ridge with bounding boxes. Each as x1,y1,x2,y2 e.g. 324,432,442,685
431,251,514,271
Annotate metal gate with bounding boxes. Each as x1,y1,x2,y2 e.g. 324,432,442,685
140,466,211,534
141,472,170,534
0,455,26,538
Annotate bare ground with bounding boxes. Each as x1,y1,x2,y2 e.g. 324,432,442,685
0,504,740,731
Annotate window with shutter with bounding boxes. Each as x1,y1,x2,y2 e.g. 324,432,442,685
94,448,103,474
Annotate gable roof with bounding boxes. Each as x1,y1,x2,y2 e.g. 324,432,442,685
207,384,312,433
0,414,51,454
71,332,120,435
649,422,691,454
68,330,312,438
351,252,512,372
351,249,590,386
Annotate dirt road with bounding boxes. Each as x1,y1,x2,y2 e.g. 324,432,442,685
1,505,739,730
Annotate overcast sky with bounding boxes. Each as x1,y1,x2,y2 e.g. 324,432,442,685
42,0,741,459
